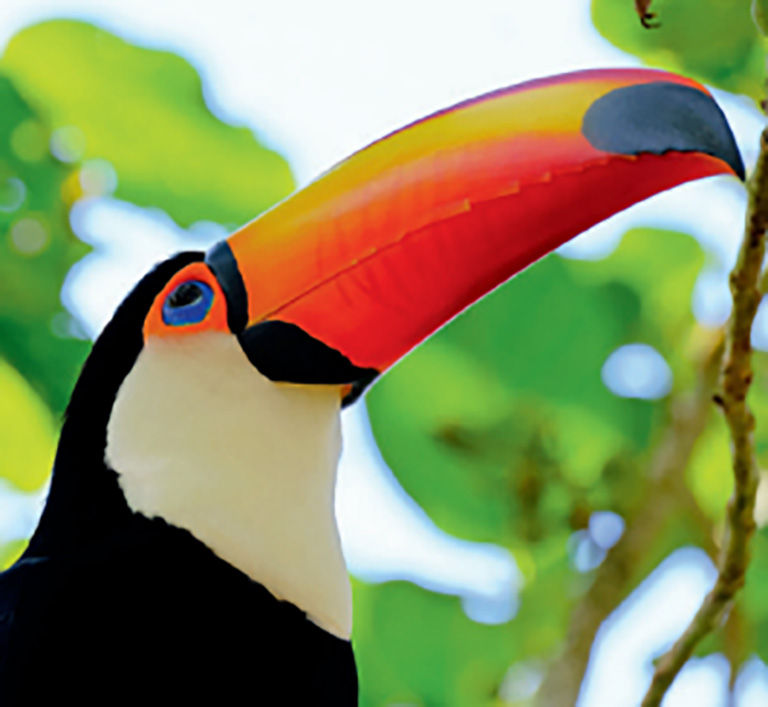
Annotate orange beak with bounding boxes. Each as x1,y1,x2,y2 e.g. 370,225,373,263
205,68,743,401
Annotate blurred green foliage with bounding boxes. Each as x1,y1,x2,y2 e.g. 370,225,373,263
353,579,518,706
0,357,56,492
2,20,294,227
0,75,89,415
592,0,765,103
0,12,763,707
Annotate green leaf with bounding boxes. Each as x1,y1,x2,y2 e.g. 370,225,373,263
591,0,765,102
686,417,736,521
1,20,294,227
353,579,517,706
433,255,640,417
366,341,517,541
507,533,575,658
352,534,586,706
0,357,56,492
0,73,89,415
564,228,706,387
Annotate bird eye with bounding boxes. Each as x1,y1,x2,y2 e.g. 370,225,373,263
162,281,214,326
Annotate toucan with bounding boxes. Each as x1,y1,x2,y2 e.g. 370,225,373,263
0,69,744,704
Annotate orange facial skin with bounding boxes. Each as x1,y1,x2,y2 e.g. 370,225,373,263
144,262,229,340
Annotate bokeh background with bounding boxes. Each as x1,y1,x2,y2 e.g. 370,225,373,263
1,1,767,705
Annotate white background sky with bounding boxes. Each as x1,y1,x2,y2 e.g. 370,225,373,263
1,1,767,704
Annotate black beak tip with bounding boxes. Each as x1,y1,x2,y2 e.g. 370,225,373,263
582,81,745,182
730,147,747,182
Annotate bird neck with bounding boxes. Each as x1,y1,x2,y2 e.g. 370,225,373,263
27,253,205,557
105,334,352,639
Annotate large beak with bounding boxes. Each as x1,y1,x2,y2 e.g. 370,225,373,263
205,68,743,399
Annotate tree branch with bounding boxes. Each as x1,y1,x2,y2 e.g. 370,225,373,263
533,333,722,707
641,128,768,707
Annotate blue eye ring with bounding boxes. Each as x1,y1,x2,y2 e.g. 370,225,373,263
162,280,214,326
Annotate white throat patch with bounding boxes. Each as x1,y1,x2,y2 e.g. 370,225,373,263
105,332,351,639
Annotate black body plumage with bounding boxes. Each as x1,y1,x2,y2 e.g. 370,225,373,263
0,253,358,704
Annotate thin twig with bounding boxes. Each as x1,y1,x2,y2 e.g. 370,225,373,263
641,128,768,707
